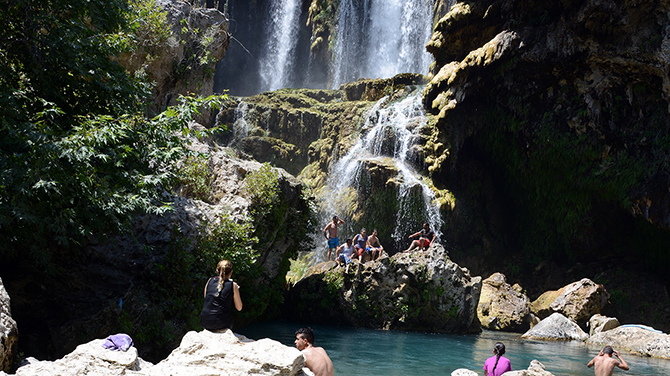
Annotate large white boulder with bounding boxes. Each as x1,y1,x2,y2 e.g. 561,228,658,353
530,279,609,327
477,272,531,331
521,312,589,341
5,330,309,376
586,325,670,359
136,330,307,376
504,359,555,375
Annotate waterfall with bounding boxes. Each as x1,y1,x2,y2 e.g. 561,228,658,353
228,101,250,147
259,0,302,92
331,0,433,87
318,88,443,258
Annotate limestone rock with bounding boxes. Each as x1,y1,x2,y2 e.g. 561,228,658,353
504,360,555,376
477,272,531,331
530,279,609,327
586,326,670,359
285,244,482,333
451,369,478,376
0,278,18,372
117,0,230,114
5,330,308,376
137,330,307,376
589,314,620,336
521,312,589,341
10,339,144,376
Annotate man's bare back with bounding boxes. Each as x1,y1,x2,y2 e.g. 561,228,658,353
302,346,334,376
587,348,629,376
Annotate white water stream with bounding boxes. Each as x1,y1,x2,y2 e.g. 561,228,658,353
318,88,443,257
259,0,302,92
331,0,433,87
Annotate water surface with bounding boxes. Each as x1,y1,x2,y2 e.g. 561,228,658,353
239,321,670,375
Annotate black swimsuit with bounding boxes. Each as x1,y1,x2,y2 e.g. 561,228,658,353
199,277,234,330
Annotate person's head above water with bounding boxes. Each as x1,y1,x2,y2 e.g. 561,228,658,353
295,327,315,349
494,342,506,356
603,345,614,355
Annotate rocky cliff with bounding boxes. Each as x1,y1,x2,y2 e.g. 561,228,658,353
420,0,670,330
284,244,482,333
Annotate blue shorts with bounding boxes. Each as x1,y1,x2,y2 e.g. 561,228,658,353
328,237,340,249
337,254,352,265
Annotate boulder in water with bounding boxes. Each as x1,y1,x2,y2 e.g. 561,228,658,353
588,314,620,336
477,272,531,332
521,312,589,341
586,326,670,359
285,244,482,333
451,369,478,376
504,359,556,376
530,278,609,328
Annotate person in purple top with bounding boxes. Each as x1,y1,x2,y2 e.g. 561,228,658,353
483,342,512,376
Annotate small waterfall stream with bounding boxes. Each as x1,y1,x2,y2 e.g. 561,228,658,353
318,88,443,257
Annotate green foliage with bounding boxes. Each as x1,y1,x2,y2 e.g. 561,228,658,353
176,154,213,202
0,0,227,265
245,163,281,219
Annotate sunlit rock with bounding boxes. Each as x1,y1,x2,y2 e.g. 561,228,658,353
477,272,531,332
285,244,482,333
586,325,670,359
588,314,620,336
0,278,17,372
521,312,589,341
530,278,609,328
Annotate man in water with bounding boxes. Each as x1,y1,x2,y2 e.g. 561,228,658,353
404,222,436,252
366,229,384,261
323,215,345,261
587,346,629,376
295,327,334,376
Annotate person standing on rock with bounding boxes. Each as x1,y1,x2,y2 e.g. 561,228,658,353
403,222,436,252
587,346,629,376
199,260,243,331
323,215,345,261
483,342,512,376
295,327,334,376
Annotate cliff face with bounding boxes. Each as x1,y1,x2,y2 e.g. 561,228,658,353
421,0,670,328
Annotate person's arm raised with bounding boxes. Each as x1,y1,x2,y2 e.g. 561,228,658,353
615,351,629,370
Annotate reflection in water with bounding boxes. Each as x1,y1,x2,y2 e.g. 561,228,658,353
238,321,670,376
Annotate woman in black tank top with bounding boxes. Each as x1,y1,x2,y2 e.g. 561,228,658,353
199,260,243,331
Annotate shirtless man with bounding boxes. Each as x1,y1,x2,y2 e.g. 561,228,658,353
323,215,345,261
295,327,334,376
366,229,384,261
587,346,629,376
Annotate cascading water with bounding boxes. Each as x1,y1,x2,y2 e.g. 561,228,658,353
259,0,301,92
228,101,250,147
331,0,433,87
318,87,443,258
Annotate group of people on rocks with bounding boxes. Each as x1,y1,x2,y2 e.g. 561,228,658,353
196,230,628,376
322,215,438,272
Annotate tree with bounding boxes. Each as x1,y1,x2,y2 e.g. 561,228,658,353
0,0,222,264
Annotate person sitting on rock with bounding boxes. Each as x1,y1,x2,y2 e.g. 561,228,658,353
403,222,436,252
587,345,629,376
352,228,368,263
483,342,512,376
366,229,384,261
295,327,334,376
199,260,243,331
335,238,354,273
